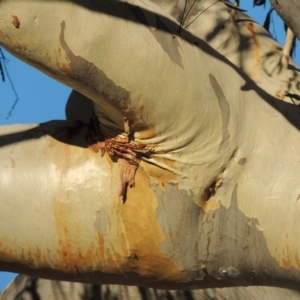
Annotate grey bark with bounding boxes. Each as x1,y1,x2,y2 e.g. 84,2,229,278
269,0,300,40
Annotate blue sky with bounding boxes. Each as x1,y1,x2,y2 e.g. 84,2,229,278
0,1,299,292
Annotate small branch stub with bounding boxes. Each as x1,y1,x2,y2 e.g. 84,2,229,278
86,115,153,201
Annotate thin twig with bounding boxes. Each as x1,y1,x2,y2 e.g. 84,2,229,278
179,0,188,33
0,48,19,119
0,62,4,82
184,0,221,30
182,0,197,30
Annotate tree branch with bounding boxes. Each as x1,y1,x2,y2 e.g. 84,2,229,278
1,0,300,290
269,0,300,40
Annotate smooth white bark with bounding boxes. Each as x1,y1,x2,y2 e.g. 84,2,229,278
154,0,300,101
0,0,300,289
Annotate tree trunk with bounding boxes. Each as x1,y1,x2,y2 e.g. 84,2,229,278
1,0,300,290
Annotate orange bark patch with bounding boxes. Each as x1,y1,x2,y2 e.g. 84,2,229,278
120,168,188,282
246,22,260,70
55,47,78,79
44,127,185,283
295,252,300,270
137,127,156,139
274,234,293,269
54,200,80,273
281,235,292,269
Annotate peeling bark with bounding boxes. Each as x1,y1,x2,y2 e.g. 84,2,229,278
1,0,300,291
86,114,153,200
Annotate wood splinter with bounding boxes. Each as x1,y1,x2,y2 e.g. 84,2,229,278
86,115,153,201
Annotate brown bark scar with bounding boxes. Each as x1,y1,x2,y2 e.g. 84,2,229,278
85,114,153,202
11,15,20,28
203,178,223,201
117,158,138,200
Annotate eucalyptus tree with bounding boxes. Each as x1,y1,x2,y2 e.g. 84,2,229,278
1,0,300,292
